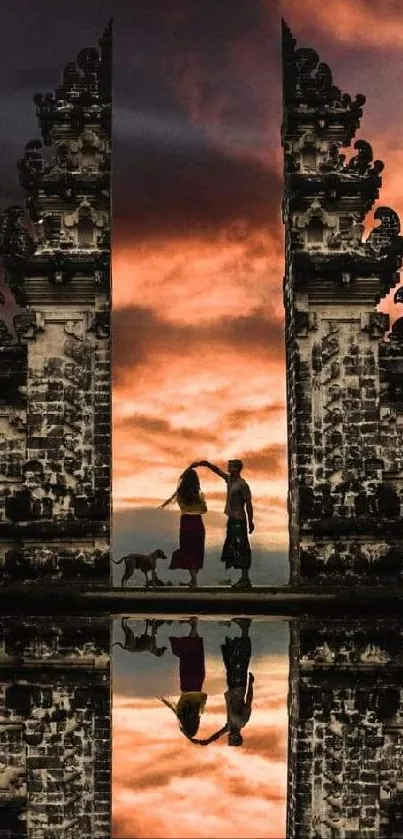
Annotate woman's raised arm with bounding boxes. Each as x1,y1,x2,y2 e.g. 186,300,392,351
190,460,228,481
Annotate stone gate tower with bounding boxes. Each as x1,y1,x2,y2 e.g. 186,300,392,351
0,617,110,838
0,23,112,584
282,21,403,585
287,619,403,838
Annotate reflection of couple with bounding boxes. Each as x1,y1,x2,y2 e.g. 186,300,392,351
158,459,254,590
160,617,254,747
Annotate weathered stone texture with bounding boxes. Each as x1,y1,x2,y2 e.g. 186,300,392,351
282,20,403,584
0,617,110,838
288,620,403,839
0,23,112,583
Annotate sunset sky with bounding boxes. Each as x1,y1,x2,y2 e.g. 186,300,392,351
112,0,403,579
1,0,403,581
112,617,289,839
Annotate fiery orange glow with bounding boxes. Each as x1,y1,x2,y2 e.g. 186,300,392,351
113,653,288,838
112,2,403,557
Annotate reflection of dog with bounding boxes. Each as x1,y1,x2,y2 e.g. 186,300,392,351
112,549,167,587
112,618,167,657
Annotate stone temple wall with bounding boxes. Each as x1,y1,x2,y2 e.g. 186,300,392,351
0,617,110,839
0,23,112,584
282,20,403,584
287,619,403,839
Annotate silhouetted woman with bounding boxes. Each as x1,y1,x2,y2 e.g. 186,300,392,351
159,618,208,739
157,468,207,588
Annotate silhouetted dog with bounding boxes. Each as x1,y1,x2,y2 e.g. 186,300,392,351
112,617,167,656
112,548,167,587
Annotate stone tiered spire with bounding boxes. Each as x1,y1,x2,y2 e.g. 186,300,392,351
282,21,403,585
0,23,112,583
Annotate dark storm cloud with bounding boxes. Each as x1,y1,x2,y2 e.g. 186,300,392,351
0,0,114,208
112,305,284,383
240,443,287,477
0,0,282,238
0,0,114,99
115,413,220,462
127,0,271,40
281,4,403,139
116,413,219,445
111,0,282,243
114,130,282,243
225,404,285,427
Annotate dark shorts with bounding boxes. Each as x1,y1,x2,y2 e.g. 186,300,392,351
220,518,251,570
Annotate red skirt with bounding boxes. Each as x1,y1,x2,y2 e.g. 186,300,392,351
170,514,205,572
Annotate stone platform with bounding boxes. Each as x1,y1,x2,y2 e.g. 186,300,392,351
1,582,403,615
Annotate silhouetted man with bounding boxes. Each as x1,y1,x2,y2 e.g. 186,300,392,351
222,617,254,746
190,459,254,590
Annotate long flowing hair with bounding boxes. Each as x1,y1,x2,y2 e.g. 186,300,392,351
157,467,201,510
159,696,228,745
159,695,202,739
177,468,201,506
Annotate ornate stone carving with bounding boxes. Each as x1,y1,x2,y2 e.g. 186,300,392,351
366,206,403,259
87,310,110,338
344,139,384,177
0,206,36,260
47,252,76,285
17,139,44,193
55,130,110,174
283,22,403,587
294,199,337,249
33,21,111,146
13,312,44,341
63,198,108,249
0,22,111,583
0,321,13,346
282,19,365,114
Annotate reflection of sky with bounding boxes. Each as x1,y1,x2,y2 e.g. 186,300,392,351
113,618,289,839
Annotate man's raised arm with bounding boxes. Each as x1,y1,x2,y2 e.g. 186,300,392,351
189,460,228,481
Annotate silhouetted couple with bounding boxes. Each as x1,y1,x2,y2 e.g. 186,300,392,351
158,459,254,590
160,617,254,746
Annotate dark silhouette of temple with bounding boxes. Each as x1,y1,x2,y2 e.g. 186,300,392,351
287,618,403,838
282,20,403,585
0,23,112,584
0,617,110,838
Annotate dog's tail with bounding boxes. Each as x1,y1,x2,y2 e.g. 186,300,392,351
111,556,126,565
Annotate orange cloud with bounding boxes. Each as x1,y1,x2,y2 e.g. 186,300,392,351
280,0,403,48
113,652,288,839
112,3,403,562
112,221,288,547
113,231,284,318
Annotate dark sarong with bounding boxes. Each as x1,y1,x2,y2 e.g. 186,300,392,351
170,636,206,692
221,637,252,689
220,518,251,570
170,514,205,571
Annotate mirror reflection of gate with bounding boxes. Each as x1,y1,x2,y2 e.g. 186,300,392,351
0,617,111,839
